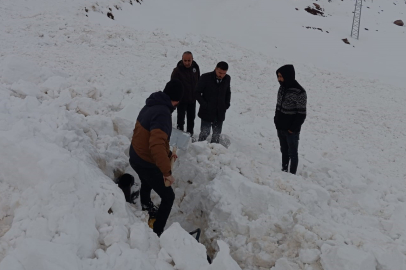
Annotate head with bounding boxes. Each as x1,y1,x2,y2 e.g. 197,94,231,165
182,51,193,68
215,61,228,79
276,65,295,87
277,73,284,84
163,79,184,107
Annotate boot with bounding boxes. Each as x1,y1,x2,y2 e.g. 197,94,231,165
141,201,159,219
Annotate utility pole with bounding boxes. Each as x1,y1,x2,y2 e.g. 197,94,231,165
351,0,363,39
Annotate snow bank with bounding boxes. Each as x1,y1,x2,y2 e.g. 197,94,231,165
169,139,406,269
0,55,239,270
160,223,242,270
2,0,406,269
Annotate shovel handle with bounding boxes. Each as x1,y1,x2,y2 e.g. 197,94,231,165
165,146,177,187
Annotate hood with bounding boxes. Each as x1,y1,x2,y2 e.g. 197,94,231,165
276,65,295,85
177,60,199,70
276,64,304,91
146,91,175,112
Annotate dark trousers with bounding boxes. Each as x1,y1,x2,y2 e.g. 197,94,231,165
177,102,196,135
130,163,175,236
198,120,223,143
277,130,300,174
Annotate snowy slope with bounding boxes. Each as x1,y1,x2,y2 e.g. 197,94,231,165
88,0,406,87
1,0,406,269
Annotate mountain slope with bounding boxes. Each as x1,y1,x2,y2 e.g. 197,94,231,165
0,0,406,269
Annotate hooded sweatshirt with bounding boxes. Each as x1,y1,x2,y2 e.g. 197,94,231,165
130,91,174,176
274,65,307,132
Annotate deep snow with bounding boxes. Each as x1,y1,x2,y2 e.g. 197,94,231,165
1,0,406,269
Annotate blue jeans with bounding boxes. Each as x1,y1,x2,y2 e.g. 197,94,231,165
277,130,300,174
198,120,223,143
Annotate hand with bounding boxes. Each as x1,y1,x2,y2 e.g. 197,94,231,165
163,175,175,186
288,130,293,134
171,154,178,162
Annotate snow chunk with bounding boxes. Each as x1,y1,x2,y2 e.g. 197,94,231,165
160,223,209,270
0,55,52,85
86,115,116,137
103,224,128,247
9,80,42,97
202,240,242,270
158,248,172,263
320,244,377,270
272,258,300,270
112,103,138,138
367,244,406,270
130,222,160,255
53,89,73,107
41,76,69,91
299,248,321,264
0,238,80,270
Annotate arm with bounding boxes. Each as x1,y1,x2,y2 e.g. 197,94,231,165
149,112,172,176
171,68,179,80
274,87,282,124
225,77,231,109
289,91,307,132
195,76,207,107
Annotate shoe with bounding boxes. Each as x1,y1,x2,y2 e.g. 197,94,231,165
148,217,156,229
141,201,159,218
177,125,184,131
281,163,288,172
130,190,140,204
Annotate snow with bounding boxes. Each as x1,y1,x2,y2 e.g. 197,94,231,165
1,0,406,269
320,244,377,270
160,223,210,270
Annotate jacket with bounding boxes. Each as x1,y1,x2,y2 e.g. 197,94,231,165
171,61,200,104
274,65,307,132
195,71,231,122
130,91,174,176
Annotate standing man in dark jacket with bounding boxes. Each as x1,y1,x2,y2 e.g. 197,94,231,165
274,65,307,175
171,51,200,136
129,79,183,236
195,61,231,144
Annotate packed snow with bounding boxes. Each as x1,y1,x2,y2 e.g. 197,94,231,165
1,0,406,269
